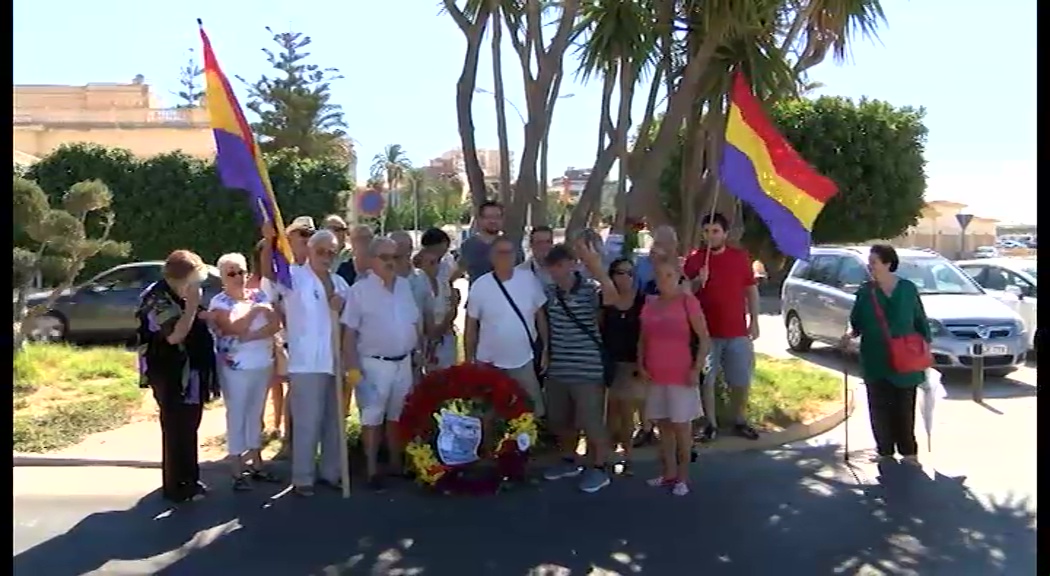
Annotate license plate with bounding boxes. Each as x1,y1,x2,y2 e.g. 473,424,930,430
972,344,1009,356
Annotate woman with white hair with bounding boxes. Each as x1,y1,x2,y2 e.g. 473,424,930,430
208,252,283,491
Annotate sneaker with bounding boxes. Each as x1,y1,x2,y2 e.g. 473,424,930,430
734,423,759,440
671,481,690,496
698,424,718,443
543,460,584,481
578,468,611,494
646,476,675,488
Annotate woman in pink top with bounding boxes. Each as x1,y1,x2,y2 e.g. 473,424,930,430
638,258,710,496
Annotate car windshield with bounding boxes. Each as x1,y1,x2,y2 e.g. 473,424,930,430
896,257,983,295
1022,266,1037,283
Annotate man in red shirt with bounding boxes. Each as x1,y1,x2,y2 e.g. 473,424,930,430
683,213,761,441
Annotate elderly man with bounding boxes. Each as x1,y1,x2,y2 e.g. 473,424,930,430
336,224,374,286
517,225,555,288
390,231,434,382
634,224,678,295
343,237,423,490
323,214,351,272
260,227,352,497
285,216,316,265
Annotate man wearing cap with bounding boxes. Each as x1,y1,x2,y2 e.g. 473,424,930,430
285,216,316,266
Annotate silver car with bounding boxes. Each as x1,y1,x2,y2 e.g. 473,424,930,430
781,246,1027,376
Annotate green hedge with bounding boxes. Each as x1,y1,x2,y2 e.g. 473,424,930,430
23,143,351,279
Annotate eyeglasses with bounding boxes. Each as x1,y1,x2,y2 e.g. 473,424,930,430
225,270,247,278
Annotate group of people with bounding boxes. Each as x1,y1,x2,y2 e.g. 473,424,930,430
135,200,767,503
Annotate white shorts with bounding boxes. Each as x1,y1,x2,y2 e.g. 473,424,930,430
645,384,701,424
356,355,414,426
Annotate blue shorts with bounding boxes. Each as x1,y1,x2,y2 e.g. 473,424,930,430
704,337,755,388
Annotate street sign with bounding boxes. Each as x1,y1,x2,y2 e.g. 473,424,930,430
356,189,385,218
956,213,974,231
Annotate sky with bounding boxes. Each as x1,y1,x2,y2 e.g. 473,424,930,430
13,0,1037,224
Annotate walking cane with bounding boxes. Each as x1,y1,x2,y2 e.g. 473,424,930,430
331,308,351,498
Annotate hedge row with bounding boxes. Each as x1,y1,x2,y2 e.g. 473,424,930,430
21,143,351,279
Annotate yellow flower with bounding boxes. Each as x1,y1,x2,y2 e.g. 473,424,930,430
406,441,446,485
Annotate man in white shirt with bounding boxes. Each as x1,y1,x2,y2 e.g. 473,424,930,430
259,227,352,497
464,236,549,417
343,237,423,491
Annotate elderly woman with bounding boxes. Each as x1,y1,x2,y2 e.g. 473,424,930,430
208,253,282,490
638,257,710,497
415,247,460,370
841,244,932,465
136,250,219,504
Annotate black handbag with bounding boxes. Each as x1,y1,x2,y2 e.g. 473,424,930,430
553,290,616,387
493,276,546,380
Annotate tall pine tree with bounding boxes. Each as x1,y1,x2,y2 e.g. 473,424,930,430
237,27,349,162
173,48,205,108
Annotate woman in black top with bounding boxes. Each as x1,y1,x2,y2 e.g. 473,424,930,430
600,258,647,468
136,250,220,504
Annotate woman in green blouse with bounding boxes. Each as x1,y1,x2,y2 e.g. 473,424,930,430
841,244,932,465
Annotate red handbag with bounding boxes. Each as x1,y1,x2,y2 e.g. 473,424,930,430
870,286,933,373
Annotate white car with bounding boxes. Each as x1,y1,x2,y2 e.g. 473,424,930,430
973,246,1000,259
957,258,1037,351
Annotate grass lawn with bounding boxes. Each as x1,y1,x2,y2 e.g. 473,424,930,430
454,336,839,430
13,343,149,453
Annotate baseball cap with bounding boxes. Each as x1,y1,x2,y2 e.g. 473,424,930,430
286,216,316,234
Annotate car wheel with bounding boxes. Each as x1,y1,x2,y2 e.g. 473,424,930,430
985,367,1017,379
28,312,67,342
785,312,813,352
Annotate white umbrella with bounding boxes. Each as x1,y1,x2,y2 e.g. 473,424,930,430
919,368,947,452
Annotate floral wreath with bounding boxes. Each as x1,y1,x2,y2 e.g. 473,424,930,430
400,364,537,495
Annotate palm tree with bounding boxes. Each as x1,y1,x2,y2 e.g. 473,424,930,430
567,0,657,235
370,144,412,207
572,0,886,238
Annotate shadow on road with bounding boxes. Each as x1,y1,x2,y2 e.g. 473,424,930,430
13,445,1036,575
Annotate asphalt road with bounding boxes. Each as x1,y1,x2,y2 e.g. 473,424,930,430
13,444,1036,576
13,298,1037,575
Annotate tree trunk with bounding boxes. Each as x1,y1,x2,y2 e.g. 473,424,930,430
567,70,616,234
490,7,513,205
626,35,721,226
533,70,563,228
448,4,492,211
611,59,635,234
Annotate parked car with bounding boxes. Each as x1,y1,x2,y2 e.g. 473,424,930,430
23,261,222,343
973,246,1000,259
956,258,1037,351
781,246,1028,377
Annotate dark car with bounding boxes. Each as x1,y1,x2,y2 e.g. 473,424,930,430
23,261,222,343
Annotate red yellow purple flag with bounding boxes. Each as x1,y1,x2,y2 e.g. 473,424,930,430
198,20,295,287
719,71,839,260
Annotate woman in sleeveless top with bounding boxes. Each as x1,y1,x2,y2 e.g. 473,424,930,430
415,248,460,370
600,258,647,470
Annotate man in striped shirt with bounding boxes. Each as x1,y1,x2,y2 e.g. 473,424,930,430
540,242,619,494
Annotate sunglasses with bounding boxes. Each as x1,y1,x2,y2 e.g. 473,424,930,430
293,230,315,238
225,270,247,278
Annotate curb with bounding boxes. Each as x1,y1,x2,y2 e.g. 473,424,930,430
626,384,856,463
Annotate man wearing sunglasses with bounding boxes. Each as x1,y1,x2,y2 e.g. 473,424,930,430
323,214,352,273
285,216,316,266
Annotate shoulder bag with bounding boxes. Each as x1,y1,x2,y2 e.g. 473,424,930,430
494,276,546,380
553,288,616,387
869,284,932,373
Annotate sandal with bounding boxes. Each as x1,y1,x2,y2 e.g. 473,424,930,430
232,476,253,492
248,468,282,484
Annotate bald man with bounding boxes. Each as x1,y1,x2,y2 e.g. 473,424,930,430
634,225,679,295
